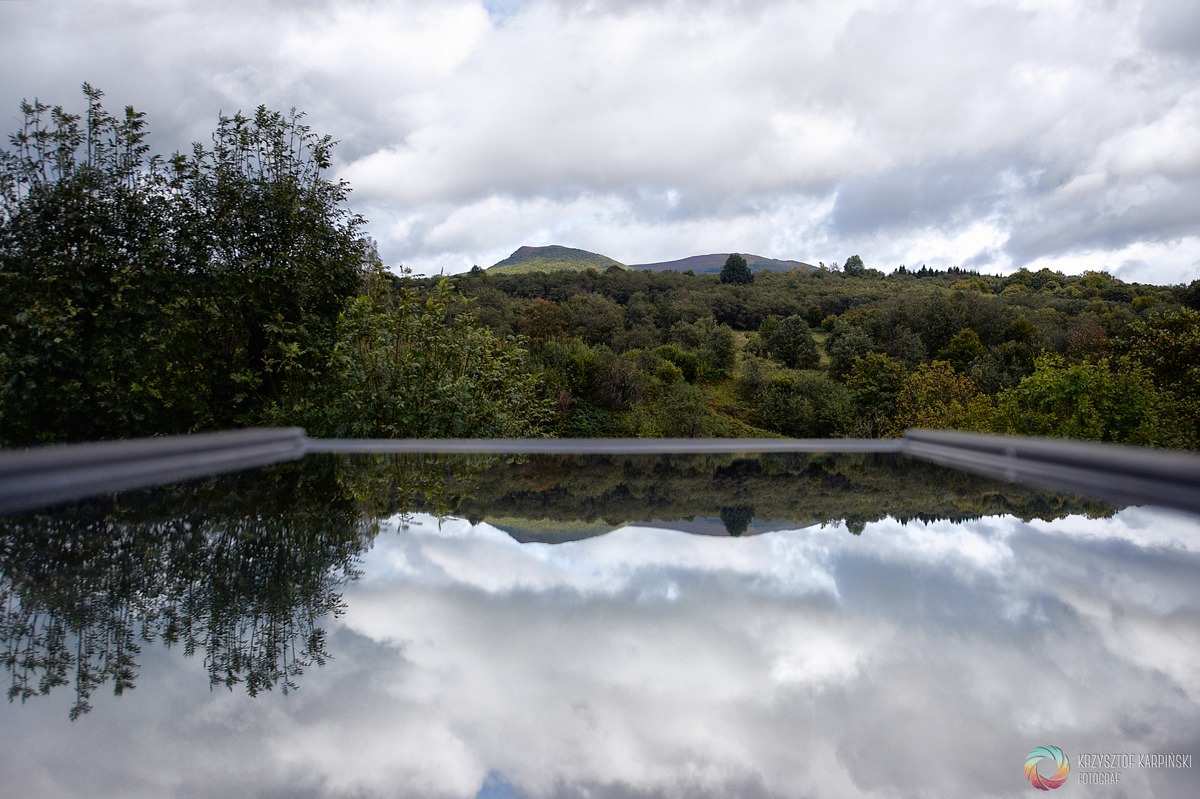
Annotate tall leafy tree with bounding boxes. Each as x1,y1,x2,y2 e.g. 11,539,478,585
719,252,753,285
166,105,367,427
765,315,820,369
0,87,368,444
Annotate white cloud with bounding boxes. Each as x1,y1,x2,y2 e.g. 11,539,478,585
1,0,1198,281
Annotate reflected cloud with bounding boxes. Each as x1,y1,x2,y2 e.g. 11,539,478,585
317,508,1200,798
2,455,1198,798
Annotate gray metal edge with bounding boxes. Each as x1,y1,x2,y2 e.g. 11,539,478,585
2,428,1199,518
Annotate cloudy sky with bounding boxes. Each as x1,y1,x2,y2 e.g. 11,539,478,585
2,0,1199,284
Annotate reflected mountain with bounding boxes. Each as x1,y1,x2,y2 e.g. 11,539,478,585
432,452,1115,543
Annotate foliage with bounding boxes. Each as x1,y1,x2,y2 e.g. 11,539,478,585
993,354,1191,447
564,292,624,346
1,87,553,445
826,322,874,380
890,362,993,434
719,252,753,285
0,87,186,441
846,352,905,437
842,254,866,276
516,298,568,351
442,250,1197,447
763,315,820,369
1123,308,1200,442
754,372,851,438
268,272,554,438
0,87,365,443
937,328,987,373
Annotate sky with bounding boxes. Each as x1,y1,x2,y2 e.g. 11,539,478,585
2,0,1199,284
4,508,1200,797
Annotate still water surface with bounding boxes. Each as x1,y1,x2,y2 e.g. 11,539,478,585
2,453,1198,798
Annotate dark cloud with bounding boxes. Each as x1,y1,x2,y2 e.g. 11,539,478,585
1006,176,1200,266
1140,0,1200,60
829,156,1021,237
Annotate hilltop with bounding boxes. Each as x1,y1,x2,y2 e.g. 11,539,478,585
631,253,814,274
489,245,815,275
489,245,626,273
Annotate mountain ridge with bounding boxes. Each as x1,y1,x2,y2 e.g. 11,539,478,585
631,253,814,274
489,245,814,275
489,245,626,273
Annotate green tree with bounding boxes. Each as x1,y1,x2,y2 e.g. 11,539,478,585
765,315,820,369
681,316,736,381
643,381,711,437
994,354,1191,447
563,292,624,346
754,372,851,437
890,361,993,434
937,328,987,373
1123,308,1200,443
720,252,753,285
0,87,186,442
516,298,568,352
270,271,554,438
167,105,366,427
843,254,866,276
0,87,367,444
845,352,905,437
826,322,874,380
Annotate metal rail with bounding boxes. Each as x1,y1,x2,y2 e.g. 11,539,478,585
303,437,909,455
0,428,306,515
903,429,1200,516
1,428,1198,517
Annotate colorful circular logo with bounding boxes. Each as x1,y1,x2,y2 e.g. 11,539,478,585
1025,746,1070,790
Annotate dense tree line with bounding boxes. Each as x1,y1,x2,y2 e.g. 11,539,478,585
434,452,1114,539
2,87,1197,449
0,87,551,446
439,255,1200,448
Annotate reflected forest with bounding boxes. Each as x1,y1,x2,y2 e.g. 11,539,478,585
1,452,1110,717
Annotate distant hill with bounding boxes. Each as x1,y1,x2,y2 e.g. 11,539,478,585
491,516,820,544
631,253,814,274
489,245,626,273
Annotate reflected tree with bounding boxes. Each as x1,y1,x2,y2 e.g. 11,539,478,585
0,458,373,718
445,453,1116,544
719,505,755,537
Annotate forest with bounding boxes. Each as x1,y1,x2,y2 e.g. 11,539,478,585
2,89,1199,449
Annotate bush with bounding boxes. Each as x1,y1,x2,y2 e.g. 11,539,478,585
753,372,851,438
993,354,1191,447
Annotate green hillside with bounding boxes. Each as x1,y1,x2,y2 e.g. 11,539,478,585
489,245,626,273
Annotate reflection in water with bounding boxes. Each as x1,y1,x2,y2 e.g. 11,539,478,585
0,458,371,717
0,453,1111,718
340,509,1200,798
438,452,1113,541
3,453,1199,797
